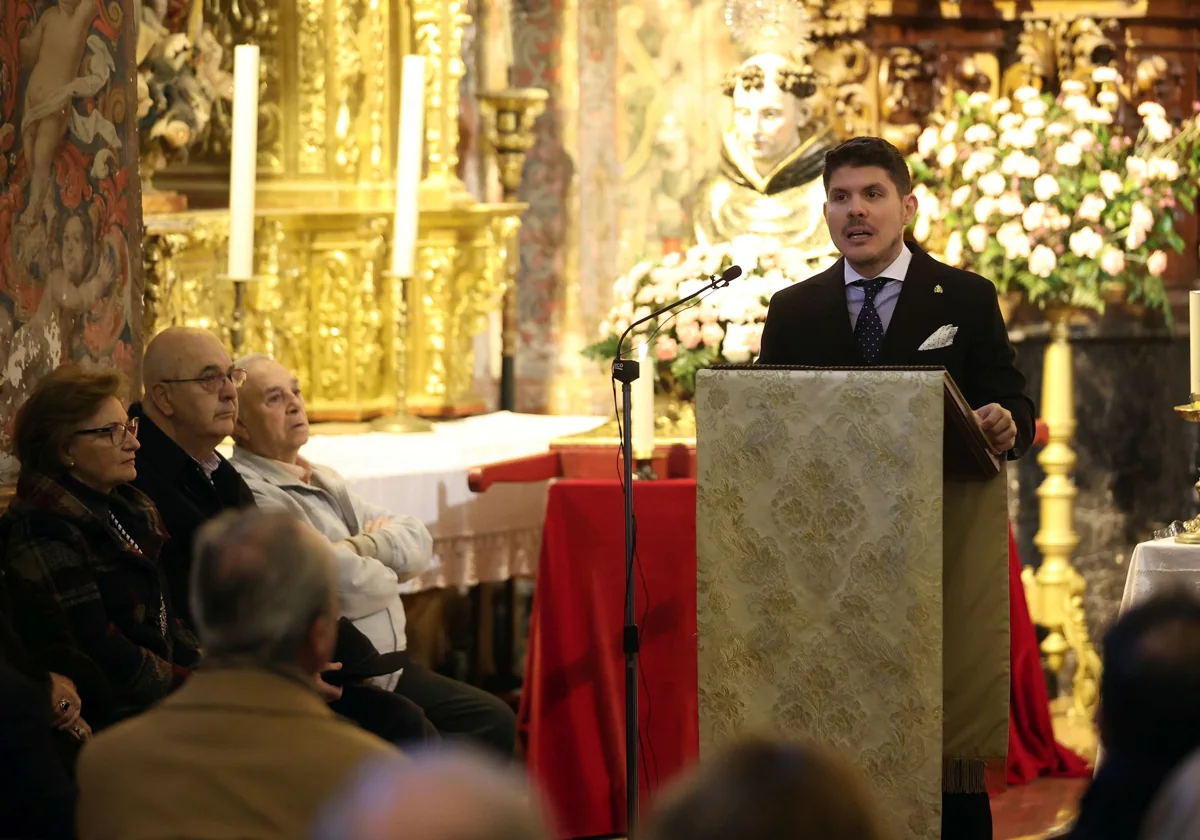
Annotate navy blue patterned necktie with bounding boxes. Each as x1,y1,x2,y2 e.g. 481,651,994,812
854,277,889,364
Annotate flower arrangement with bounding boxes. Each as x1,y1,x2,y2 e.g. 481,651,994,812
583,236,835,399
907,71,1200,319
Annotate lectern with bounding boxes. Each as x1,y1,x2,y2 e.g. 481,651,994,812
695,366,1009,840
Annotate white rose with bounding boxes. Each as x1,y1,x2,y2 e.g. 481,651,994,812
1061,80,1087,95
967,224,989,253
1000,152,1024,176
1022,97,1048,118
968,91,992,107
1126,225,1147,250
1029,245,1058,279
964,124,997,144
1055,143,1083,167
1071,128,1097,149
941,121,959,142
1014,85,1040,102
1088,108,1114,125
1131,201,1155,236
1097,90,1120,108
962,151,996,181
1068,227,1104,260
1034,174,1061,202
1092,66,1119,83
913,213,932,242
1138,101,1167,120
1046,121,1072,137
1002,229,1032,260
1021,202,1047,231
1023,117,1046,134
1147,250,1169,277
991,97,1012,115
938,143,959,168
1099,247,1126,276
1149,157,1181,181
917,126,939,157
998,112,1024,131
1017,155,1042,179
951,185,972,208
998,192,1026,217
974,197,997,224
1012,130,1038,150
945,231,964,267
1062,95,1091,114
1099,170,1123,199
978,171,1007,197
1079,193,1107,223
1127,157,1149,184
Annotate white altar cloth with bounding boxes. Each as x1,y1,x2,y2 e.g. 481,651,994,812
1120,538,1200,613
225,412,606,593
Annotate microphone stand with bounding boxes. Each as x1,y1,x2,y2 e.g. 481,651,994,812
611,264,741,836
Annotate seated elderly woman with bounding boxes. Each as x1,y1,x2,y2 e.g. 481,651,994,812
229,354,516,756
0,366,200,724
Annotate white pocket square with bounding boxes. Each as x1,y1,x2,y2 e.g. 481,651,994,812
918,324,958,351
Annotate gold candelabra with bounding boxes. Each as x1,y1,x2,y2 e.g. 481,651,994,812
371,270,434,433
1169,398,1200,543
478,88,548,412
1023,306,1102,720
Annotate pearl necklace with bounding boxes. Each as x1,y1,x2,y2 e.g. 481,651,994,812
109,513,168,639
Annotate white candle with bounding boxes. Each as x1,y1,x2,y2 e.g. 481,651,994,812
391,55,427,277
632,340,655,459
227,45,260,281
1190,291,1200,397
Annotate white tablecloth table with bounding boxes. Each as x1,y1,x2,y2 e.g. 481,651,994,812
1120,538,1200,613
241,412,606,593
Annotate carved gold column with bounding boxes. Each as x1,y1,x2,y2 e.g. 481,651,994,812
411,0,474,210
1023,307,1102,721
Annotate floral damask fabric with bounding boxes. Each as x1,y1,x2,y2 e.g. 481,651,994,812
695,367,1007,840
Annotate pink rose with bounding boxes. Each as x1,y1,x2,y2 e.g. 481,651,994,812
676,322,702,350
656,337,679,362
1099,248,1126,276
700,322,726,347
1147,250,1169,277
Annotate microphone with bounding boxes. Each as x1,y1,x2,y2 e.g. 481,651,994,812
615,263,742,361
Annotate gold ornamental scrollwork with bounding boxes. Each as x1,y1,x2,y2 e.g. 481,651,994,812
411,0,474,208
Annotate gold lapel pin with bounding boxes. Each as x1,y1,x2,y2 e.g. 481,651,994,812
934,284,943,294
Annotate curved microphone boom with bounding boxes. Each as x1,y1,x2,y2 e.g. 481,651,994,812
610,262,741,836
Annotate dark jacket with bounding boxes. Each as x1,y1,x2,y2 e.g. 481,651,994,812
127,404,256,627
758,242,1037,459
0,661,77,839
0,472,200,721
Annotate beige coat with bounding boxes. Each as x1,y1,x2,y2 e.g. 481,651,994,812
77,668,398,840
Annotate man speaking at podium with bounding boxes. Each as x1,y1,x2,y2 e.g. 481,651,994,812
758,136,1035,461
757,136,1036,840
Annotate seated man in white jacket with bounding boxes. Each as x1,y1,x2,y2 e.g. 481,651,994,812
229,354,517,756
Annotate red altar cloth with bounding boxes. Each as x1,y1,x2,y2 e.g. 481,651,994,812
518,479,1087,839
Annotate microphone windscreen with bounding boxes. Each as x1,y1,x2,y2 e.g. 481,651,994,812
720,265,743,283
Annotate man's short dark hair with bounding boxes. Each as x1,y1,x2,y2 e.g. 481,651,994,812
1100,591,1200,763
822,136,912,196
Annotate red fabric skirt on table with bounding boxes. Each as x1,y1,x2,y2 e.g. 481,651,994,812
519,480,1088,839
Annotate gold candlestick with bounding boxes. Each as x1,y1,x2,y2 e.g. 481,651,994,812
371,269,434,433
478,88,547,411
1171,397,1200,544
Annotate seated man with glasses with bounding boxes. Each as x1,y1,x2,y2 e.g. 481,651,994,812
129,327,436,747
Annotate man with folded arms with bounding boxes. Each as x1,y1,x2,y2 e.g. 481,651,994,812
230,353,517,756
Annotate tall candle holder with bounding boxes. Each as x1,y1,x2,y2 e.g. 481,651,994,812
478,88,547,411
218,274,266,356
371,270,435,433
1169,397,1200,544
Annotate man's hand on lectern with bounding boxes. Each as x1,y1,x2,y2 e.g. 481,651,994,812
976,403,1016,454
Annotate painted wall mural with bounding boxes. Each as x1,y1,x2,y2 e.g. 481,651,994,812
0,0,143,482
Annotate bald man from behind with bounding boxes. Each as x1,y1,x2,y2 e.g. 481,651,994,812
315,747,549,840
129,327,254,625
77,509,398,840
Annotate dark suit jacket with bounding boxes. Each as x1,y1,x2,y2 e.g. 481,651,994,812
127,405,256,628
758,243,1036,459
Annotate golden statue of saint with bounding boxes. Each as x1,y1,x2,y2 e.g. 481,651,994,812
690,52,838,259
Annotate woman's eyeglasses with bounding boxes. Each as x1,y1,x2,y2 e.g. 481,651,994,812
73,418,139,447
160,368,248,393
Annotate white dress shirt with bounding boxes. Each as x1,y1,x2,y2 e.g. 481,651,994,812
844,244,913,333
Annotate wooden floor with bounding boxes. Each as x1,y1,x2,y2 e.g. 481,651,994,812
993,777,1088,840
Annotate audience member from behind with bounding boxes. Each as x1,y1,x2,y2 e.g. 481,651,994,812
315,745,548,840
642,738,890,840
231,354,516,756
1140,747,1200,840
129,326,254,625
0,365,199,725
1069,592,1200,840
77,509,398,840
